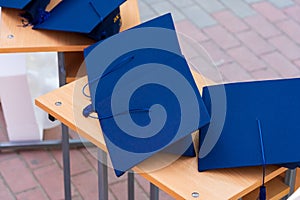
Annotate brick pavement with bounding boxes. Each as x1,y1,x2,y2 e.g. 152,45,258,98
139,0,300,82
1,0,300,199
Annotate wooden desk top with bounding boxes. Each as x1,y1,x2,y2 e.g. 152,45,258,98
0,0,140,53
35,72,287,200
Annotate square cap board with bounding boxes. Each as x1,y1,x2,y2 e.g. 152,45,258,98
84,13,210,176
199,78,300,171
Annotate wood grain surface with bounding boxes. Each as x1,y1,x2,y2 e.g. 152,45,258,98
0,0,140,53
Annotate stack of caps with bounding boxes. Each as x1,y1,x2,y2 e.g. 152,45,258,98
0,0,126,40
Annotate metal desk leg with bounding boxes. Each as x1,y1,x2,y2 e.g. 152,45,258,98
150,183,159,200
0,138,87,150
58,52,67,87
285,169,297,198
98,149,108,200
128,171,135,200
62,124,71,200
58,52,72,200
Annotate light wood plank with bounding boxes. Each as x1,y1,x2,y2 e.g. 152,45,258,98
0,0,140,53
294,169,300,192
35,74,287,200
63,52,85,83
243,177,290,200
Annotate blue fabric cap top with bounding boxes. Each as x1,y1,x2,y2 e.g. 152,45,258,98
0,0,32,9
0,0,50,26
199,78,300,172
84,13,210,176
34,0,125,34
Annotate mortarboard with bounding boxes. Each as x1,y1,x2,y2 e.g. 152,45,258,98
0,0,50,25
84,12,196,158
0,0,33,9
33,0,125,40
84,13,210,176
0,0,31,9
198,78,300,172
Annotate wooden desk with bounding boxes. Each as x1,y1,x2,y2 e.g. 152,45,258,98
0,0,140,83
0,0,140,53
36,73,291,200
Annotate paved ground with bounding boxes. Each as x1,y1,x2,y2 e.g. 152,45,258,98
139,0,300,83
1,0,300,199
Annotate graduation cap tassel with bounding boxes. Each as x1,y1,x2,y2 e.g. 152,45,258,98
101,56,135,79
257,119,266,200
18,0,51,26
36,9,50,25
98,108,150,120
81,55,135,98
20,9,50,26
259,185,266,200
82,102,150,119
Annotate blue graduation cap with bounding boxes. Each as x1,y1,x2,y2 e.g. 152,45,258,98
84,13,210,176
0,0,33,9
0,0,50,25
198,78,300,172
33,0,125,40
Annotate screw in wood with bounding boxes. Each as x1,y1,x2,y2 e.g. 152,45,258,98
7,34,14,39
55,102,62,106
192,192,199,198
